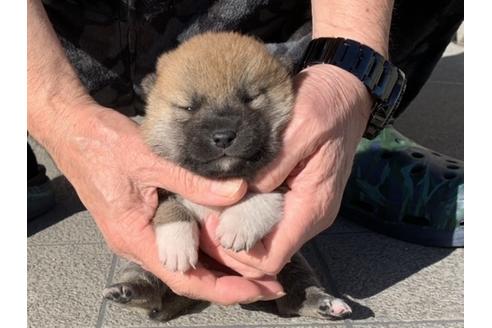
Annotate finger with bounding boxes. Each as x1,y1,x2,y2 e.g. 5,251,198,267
144,253,284,305
198,251,239,276
251,145,303,192
251,104,322,192
199,215,268,279
141,154,247,206
130,222,284,305
216,189,313,275
219,144,337,275
199,188,311,276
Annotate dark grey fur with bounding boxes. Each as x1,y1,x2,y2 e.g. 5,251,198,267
104,253,351,321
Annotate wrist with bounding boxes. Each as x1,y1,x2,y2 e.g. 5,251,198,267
28,95,104,162
28,0,101,158
311,0,393,58
300,33,407,139
298,64,373,122
312,25,389,58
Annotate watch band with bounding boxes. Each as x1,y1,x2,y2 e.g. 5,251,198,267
300,37,407,139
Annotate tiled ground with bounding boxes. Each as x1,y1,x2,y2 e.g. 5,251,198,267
27,42,464,328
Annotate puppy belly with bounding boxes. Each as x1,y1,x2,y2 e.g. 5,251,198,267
178,196,222,223
154,192,283,272
177,192,283,252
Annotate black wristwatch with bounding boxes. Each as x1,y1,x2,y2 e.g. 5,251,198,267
300,37,407,139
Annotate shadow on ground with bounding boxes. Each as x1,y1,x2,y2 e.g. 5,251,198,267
304,229,455,321
27,175,85,237
26,176,457,322
395,53,464,160
26,174,457,322
239,232,454,321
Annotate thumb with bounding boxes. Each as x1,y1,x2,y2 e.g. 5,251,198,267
252,148,304,192
145,157,247,206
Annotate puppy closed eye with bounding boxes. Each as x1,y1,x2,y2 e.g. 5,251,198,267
172,95,203,112
178,105,194,111
240,90,266,108
172,103,196,112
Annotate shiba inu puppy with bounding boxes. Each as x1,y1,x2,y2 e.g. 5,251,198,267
103,32,351,321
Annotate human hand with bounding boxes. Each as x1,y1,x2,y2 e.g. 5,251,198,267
27,0,283,304
44,102,284,304
199,64,373,278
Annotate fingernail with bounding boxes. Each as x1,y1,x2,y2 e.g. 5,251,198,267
259,291,286,301
211,179,244,197
245,295,265,304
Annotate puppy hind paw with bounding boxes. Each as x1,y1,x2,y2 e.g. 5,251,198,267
318,298,352,319
103,284,134,304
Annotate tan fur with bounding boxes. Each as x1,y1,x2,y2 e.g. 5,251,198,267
140,32,293,157
138,32,295,273
151,32,290,109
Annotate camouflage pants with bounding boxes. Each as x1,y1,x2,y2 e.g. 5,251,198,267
42,0,463,117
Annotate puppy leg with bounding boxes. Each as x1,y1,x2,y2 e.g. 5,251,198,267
103,260,167,310
103,281,161,305
217,192,283,252
154,198,199,272
103,261,201,321
151,293,201,322
276,253,352,320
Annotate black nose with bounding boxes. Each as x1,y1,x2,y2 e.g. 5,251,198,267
212,130,236,149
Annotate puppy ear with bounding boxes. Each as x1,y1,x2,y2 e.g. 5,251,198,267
136,52,172,100
276,56,295,75
265,44,296,76
134,73,157,103
139,73,157,98
266,34,312,75
156,53,171,73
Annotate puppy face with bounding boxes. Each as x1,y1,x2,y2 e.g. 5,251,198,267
141,32,293,179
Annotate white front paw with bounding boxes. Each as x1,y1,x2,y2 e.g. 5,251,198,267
155,221,199,272
217,193,283,252
217,210,258,252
